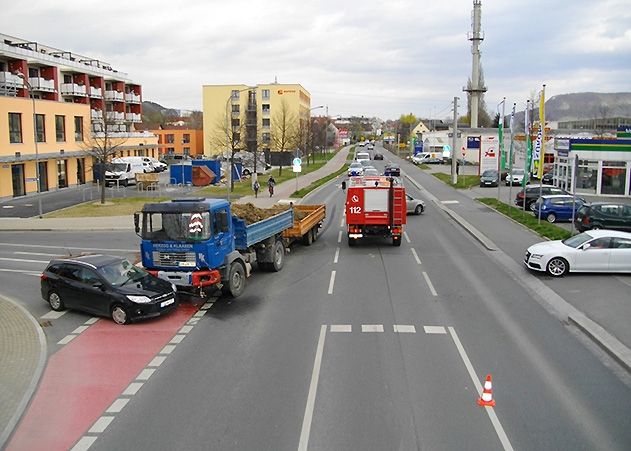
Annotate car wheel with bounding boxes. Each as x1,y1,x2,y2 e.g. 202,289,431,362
48,291,65,311
591,224,602,230
529,202,537,212
111,305,130,325
122,179,129,187
311,228,318,242
226,261,246,298
547,257,569,277
546,213,557,223
242,169,251,176
414,205,423,215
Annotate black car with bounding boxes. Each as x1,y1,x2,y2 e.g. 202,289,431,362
384,163,401,177
373,153,384,160
541,172,553,185
479,169,499,187
575,202,631,232
40,255,177,325
514,184,568,211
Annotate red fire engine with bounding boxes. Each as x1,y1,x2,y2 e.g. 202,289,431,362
345,176,406,246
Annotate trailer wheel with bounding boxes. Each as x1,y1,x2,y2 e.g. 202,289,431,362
303,229,314,246
392,236,402,246
269,240,285,272
226,261,246,298
311,228,318,242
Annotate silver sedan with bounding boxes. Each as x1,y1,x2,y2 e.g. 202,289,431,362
406,194,425,215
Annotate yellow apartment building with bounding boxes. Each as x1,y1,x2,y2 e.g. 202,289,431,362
202,83,311,157
0,33,157,199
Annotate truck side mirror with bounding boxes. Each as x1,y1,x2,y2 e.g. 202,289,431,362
133,213,140,235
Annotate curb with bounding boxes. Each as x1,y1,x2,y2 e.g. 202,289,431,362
0,294,48,449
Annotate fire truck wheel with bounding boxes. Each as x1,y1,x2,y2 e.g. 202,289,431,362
392,236,402,246
348,237,356,247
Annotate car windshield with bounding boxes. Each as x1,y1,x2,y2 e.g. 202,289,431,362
482,170,497,176
562,232,593,248
350,163,362,168
98,259,148,287
512,169,524,175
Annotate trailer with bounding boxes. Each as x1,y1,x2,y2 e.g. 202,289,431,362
345,176,406,246
283,204,326,245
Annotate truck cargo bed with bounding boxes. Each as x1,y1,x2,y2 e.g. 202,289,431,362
283,204,326,239
233,208,294,250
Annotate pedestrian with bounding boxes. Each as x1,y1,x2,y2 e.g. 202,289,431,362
456,159,460,175
267,175,276,197
341,180,346,191
253,180,260,198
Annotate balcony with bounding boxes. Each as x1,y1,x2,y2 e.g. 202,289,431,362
105,111,125,121
89,86,102,98
0,71,23,87
125,112,141,122
104,90,124,101
125,92,141,103
90,109,103,120
60,83,87,96
29,77,56,92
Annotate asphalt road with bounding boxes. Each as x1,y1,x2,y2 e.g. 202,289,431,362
2,146,631,450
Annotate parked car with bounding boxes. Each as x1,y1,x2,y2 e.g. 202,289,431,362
505,168,528,186
532,195,586,223
524,230,631,276
541,172,553,185
373,153,384,160
348,162,364,176
411,153,430,165
40,255,177,324
479,169,500,187
406,194,425,215
514,184,568,211
575,202,631,232
384,163,401,177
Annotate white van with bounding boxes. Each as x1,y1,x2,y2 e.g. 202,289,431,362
114,156,155,173
144,157,167,172
356,152,370,163
105,158,146,186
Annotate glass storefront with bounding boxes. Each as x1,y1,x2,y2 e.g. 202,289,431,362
600,161,627,195
576,160,598,194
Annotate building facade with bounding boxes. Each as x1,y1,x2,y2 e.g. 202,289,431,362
0,33,157,199
202,83,311,157
150,127,204,158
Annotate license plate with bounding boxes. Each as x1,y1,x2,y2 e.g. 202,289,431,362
484,182,491,185
160,298,175,308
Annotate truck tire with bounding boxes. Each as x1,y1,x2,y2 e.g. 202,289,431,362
269,240,285,272
392,236,402,246
226,261,246,298
348,236,356,247
311,228,318,242
303,229,314,246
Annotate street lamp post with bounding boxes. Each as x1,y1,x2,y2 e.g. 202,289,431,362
16,72,43,218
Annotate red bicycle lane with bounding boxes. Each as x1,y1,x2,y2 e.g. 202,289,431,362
7,303,198,451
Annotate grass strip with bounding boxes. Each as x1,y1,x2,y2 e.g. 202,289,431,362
478,198,572,241
44,197,169,218
432,172,480,189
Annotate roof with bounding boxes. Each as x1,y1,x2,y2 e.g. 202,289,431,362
583,230,631,239
348,176,402,188
49,254,121,269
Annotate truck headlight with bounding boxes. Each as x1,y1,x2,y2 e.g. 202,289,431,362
127,295,152,304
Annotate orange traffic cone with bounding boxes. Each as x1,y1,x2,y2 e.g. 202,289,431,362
477,374,496,407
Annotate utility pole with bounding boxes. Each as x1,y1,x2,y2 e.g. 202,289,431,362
451,97,459,185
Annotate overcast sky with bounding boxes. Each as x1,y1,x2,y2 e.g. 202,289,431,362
3,0,630,120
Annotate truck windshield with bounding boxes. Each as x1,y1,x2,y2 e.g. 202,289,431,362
142,212,211,241
110,163,128,172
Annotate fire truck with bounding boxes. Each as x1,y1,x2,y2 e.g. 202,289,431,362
345,176,406,246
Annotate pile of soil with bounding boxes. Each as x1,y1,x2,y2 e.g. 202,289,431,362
232,203,307,225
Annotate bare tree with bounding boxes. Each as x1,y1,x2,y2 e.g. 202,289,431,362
293,117,310,167
209,109,247,191
81,112,128,204
270,99,299,176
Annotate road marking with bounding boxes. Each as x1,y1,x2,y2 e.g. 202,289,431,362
298,325,327,451
160,344,176,354
449,327,514,451
136,368,156,381
58,334,77,345
394,325,416,333
333,247,339,264
330,324,352,333
70,436,97,451
422,271,438,296
403,231,411,243
337,230,342,243
0,257,49,264
193,310,207,318
84,317,99,325
88,416,114,434
0,243,136,252
187,317,201,325
362,324,384,332
14,251,64,257
106,398,129,413
441,200,459,204
41,310,67,319
148,356,167,367
339,217,344,228
169,334,185,344
411,248,422,265
2,205,14,209
72,326,89,334
122,382,143,396
327,270,336,295
199,301,214,310
424,326,447,334
0,268,41,275
178,325,194,334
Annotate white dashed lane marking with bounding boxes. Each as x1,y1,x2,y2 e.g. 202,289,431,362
337,230,342,243
403,231,411,243
327,271,336,295
160,345,176,354
411,248,421,265
330,325,352,333
441,200,459,204
361,324,384,333
393,325,416,333
422,271,438,296
57,334,77,345
70,436,97,451
88,416,114,434
136,368,156,381
122,382,143,396
106,398,129,413
334,248,340,264
41,310,67,319
424,326,447,334
148,356,167,367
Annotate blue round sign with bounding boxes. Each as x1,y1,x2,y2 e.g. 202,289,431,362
443,145,451,152
293,157,302,166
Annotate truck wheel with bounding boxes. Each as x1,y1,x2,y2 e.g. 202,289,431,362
348,237,356,247
122,179,129,187
392,236,402,246
311,228,318,242
270,240,285,272
303,229,314,246
226,261,246,298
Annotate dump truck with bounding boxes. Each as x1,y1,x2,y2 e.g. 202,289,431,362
345,176,406,246
134,198,325,298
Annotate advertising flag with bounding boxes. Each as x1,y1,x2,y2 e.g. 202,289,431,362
523,102,532,188
538,85,546,178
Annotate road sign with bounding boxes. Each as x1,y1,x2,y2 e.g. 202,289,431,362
292,165,302,173
443,145,451,152
293,157,302,166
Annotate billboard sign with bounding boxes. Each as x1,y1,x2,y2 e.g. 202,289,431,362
479,136,499,175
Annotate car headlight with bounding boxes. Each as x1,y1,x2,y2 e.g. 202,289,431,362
530,254,543,259
171,283,177,293
127,295,152,304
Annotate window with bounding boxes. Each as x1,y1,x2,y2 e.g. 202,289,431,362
74,116,83,141
166,134,174,144
9,113,22,143
231,104,240,113
262,104,270,114
231,119,240,127
63,74,72,84
183,147,190,156
612,238,631,249
262,89,270,99
167,147,175,155
598,205,620,216
29,67,39,78
183,133,190,143
57,160,68,188
588,238,611,249
35,114,45,142
262,118,270,128
55,115,65,142
601,161,626,195
262,132,270,143
231,90,240,99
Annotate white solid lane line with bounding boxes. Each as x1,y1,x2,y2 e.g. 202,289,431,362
448,327,514,451
337,230,342,243
403,231,411,243
14,251,65,257
0,257,49,264
422,271,437,296
411,248,422,265
0,268,41,275
334,248,340,264
327,270,336,295
0,242,136,252
298,325,327,451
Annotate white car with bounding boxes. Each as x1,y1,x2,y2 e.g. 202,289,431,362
406,194,425,215
356,152,370,163
524,230,631,277
505,168,528,186
347,162,364,176
411,154,430,165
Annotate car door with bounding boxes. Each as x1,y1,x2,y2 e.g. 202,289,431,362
56,264,84,308
621,205,631,232
74,267,112,316
574,237,611,272
609,237,631,271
